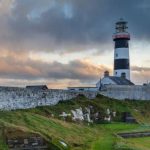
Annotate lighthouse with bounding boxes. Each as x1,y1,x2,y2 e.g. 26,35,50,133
113,19,130,80
96,19,134,90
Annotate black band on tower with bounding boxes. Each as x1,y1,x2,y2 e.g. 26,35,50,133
115,39,129,48
114,59,129,70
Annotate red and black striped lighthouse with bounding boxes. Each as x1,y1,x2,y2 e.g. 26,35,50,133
113,19,130,80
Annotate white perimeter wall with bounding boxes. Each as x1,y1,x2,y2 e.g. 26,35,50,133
101,85,150,100
0,85,150,110
0,87,98,110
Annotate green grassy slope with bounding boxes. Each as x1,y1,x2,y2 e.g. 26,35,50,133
0,95,150,150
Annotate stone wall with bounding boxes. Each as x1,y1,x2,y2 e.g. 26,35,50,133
101,85,150,100
0,87,98,110
0,85,150,110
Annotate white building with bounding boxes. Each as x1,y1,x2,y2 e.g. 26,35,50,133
96,71,134,90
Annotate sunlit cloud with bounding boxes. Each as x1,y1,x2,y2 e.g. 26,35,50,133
0,0,149,87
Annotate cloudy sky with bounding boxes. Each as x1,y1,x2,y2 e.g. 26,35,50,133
0,0,150,88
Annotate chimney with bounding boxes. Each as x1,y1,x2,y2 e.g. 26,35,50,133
104,71,109,77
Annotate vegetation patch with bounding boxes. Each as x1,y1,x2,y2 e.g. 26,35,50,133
0,94,150,149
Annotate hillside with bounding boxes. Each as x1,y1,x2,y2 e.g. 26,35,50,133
0,94,150,150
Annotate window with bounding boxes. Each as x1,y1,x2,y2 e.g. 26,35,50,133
79,88,84,91
70,89,75,91
121,72,126,78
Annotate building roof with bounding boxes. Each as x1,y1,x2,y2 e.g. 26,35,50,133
108,76,134,85
68,87,97,89
26,85,48,90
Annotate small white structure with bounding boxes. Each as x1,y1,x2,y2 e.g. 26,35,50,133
113,111,116,117
59,112,71,117
104,115,111,122
84,107,93,123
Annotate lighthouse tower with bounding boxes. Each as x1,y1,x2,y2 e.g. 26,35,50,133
113,19,131,80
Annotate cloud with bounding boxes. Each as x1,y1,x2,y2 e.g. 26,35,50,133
131,66,150,84
132,66,150,72
0,0,149,86
0,78,82,89
0,0,149,53
0,50,110,83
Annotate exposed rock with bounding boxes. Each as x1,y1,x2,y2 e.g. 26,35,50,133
5,128,49,150
71,107,84,121
59,141,68,147
104,115,111,122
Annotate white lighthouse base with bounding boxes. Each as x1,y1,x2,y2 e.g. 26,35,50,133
114,69,130,80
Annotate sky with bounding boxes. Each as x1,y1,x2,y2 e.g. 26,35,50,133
0,0,150,88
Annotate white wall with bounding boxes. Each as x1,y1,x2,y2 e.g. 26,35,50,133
96,77,116,88
114,48,129,59
0,87,98,110
101,85,150,100
0,85,150,111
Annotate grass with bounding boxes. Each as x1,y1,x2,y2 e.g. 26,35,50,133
0,95,150,149
92,132,115,150
126,137,150,150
